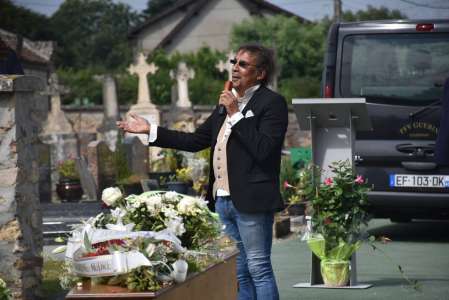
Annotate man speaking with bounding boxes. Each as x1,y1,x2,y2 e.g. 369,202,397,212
117,44,288,300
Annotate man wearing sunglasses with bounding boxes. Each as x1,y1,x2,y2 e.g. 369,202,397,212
117,44,288,300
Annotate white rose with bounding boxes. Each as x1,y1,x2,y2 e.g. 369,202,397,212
165,217,186,236
101,187,122,206
162,206,179,219
139,194,163,214
177,197,195,214
164,191,178,201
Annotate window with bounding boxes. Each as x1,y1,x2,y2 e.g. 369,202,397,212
340,34,449,104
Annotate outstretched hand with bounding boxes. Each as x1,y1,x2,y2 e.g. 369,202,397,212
116,113,150,134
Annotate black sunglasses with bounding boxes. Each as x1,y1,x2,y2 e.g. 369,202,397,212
230,58,258,69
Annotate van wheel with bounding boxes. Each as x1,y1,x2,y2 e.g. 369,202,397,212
390,217,411,223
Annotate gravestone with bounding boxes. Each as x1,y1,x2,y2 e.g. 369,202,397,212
216,51,235,81
0,76,46,299
124,136,149,178
87,141,116,199
167,62,195,132
40,73,78,201
126,52,161,163
75,156,98,201
95,74,119,151
37,141,52,203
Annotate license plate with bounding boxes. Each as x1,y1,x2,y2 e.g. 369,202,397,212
390,174,449,188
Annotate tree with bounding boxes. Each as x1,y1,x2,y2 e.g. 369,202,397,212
342,5,407,21
50,0,139,71
142,0,178,18
0,0,54,40
231,15,327,99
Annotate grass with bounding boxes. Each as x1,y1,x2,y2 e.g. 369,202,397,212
41,258,68,299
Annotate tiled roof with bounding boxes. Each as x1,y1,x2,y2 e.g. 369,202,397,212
129,0,308,38
0,28,53,65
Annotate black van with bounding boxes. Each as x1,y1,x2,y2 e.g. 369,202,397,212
322,19,449,220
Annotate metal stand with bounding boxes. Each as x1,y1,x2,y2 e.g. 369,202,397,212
292,98,373,289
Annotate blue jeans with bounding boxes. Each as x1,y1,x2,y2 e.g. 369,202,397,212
215,196,279,300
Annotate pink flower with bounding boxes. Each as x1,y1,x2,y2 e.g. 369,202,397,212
283,181,295,189
324,178,333,186
355,175,364,184
324,217,332,225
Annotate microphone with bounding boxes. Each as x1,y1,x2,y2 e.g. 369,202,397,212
219,81,233,116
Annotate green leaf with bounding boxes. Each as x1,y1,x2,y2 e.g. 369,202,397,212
83,232,92,251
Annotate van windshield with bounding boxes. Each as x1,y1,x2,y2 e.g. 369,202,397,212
340,33,449,104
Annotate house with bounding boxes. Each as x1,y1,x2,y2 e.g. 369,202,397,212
0,28,53,79
129,0,307,55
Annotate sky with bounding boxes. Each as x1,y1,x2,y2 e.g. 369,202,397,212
10,0,449,20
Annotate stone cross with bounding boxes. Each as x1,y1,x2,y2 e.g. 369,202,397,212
216,51,235,81
41,72,73,134
170,62,195,108
128,52,158,105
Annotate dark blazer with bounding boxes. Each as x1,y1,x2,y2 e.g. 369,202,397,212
150,86,289,213
435,78,449,165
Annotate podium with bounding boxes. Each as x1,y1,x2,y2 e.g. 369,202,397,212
292,98,372,289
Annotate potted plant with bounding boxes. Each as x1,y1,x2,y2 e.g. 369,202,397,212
149,149,183,188
281,155,310,216
304,160,371,287
56,158,83,202
166,167,193,194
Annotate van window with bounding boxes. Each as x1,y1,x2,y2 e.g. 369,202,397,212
340,33,449,104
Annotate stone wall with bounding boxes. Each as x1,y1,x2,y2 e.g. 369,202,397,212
63,104,310,151
0,76,47,299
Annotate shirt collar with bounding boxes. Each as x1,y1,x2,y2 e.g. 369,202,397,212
233,84,260,104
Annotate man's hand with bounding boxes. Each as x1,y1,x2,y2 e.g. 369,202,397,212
219,90,239,116
116,113,150,133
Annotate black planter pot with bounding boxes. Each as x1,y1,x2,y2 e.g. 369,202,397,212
56,179,83,202
166,181,189,194
287,203,305,216
148,172,175,189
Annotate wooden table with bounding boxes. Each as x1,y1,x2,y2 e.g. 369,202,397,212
66,250,238,300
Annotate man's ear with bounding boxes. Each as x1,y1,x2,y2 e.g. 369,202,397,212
257,70,266,82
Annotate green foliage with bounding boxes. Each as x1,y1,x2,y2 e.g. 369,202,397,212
146,47,227,105
142,0,177,18
308,161,371,253
342,5,407,21
50,0,138,71
280,156,299,202
280,76,321,100
0,277,12,300
57,158,80,180
170,167,192,184
57,68,138,105
231,16,327,98
57,68,102,105
151,149,184,173
0,0,54,40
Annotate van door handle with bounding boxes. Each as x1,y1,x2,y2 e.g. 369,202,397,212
401,161,437,171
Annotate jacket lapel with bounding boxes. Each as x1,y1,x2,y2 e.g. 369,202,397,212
241,86,263,116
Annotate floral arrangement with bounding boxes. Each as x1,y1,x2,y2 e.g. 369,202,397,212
308,160,371,255
55,187,221,292
285,160,418,289
57,158,80,180
0,278,12,300
169,167,193,184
